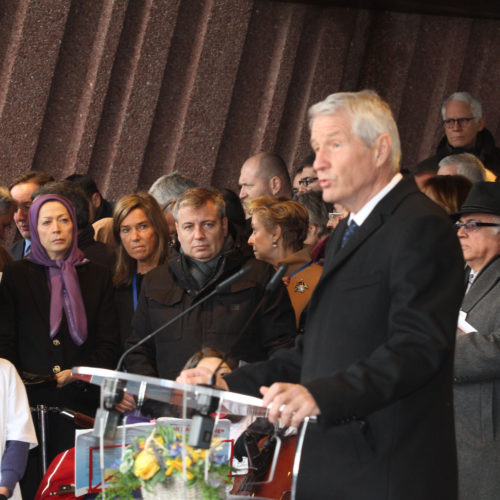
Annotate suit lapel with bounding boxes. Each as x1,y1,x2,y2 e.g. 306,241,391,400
462,258,500,312
321,177,419,279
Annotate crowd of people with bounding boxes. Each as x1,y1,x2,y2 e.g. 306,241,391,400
0,89,498,499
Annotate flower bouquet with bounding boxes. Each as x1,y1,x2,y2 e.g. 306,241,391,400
99,423,232,500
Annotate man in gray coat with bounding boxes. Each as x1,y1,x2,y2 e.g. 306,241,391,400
454,181,500,499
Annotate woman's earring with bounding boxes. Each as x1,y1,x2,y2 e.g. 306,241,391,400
272,241,278,248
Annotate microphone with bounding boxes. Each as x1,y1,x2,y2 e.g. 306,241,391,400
264,263,288,294
215,266,253,293
208,264,288,387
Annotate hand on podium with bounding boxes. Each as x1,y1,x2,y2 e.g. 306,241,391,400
261,383,320,428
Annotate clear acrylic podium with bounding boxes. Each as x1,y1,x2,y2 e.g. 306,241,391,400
71,366,297,499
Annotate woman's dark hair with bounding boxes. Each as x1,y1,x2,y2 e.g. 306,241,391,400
182,347,237,371
421,175,473,214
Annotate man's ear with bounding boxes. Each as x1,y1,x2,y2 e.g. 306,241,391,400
308,223,318,239
477,117,485,132
373,134,391,168
269,176,282,196
91,192,102,208
222,216,228,237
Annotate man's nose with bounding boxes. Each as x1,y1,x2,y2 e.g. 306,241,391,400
194,225,205,239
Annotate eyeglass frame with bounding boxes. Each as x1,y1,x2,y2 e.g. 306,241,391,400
298,176,319,187
455,220,500,233
442,117,476,129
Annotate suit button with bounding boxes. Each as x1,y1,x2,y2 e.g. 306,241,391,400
52,365,61,374
53,339,60,346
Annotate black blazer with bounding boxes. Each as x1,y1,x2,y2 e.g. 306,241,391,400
7,238,26,261
225,177,465,499
0,259,119,410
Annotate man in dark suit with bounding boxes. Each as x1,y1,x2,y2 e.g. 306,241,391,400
179,90,465,499
8,171,53,259
453,182,500,499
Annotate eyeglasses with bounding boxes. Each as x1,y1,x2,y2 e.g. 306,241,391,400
298,177,318,187
443,117,476,129
455,221,500,233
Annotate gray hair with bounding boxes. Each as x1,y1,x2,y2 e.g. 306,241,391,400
308,90,401,173
148,171,197,210
438,153,486,183
0,186,15,216
491,215,500,236
296,190,330,237
441,92,483,120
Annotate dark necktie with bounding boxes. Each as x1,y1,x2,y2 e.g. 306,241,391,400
341,220,359,248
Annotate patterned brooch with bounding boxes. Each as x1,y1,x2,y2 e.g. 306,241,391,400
294,280,309,293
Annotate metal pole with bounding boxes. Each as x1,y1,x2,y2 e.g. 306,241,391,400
36,404,48,475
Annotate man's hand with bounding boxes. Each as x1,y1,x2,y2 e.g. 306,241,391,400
115,392,137,413
176,367,229,392
260,383,320,428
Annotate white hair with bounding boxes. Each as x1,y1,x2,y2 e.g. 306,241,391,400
441,92,483,120
308,90,401,173
438,153,486,183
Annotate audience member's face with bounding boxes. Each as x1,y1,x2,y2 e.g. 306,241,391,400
311,111,382,212
437,164,457,176
10,181,40,239
238,158,271,200
248,214,276,265
37,201,73,260
176,201,228,262
444,100,484,149
119,208,158,268
196,357,232,376
457,213,500,273
0,212,12,240
298,166,320,193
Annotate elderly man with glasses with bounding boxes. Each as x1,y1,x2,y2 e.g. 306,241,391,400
453,181,500,499
413,91,500,177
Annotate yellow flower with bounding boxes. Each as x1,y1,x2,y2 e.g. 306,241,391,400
165,457,194,480
133,449,160,480
190,448,206,463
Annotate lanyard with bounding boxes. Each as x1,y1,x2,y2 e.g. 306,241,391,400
286,261,312,280
132,270,139,311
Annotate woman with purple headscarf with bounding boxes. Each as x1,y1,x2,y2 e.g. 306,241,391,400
0,194,119,498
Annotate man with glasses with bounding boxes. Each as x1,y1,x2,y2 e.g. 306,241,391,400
414,91,500,177
453,181,500,498
8,171,53,260
297,153,321,194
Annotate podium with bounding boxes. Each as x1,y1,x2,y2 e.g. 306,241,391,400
71,366,298,499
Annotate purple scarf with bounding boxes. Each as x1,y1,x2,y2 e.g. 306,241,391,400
27,194,88,346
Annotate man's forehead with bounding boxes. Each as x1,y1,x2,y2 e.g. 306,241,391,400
11,181,40,200
177,202,219,221
445,100,472,116
241,158,260,178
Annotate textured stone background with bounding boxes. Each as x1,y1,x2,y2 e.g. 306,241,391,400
0,0,499,200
